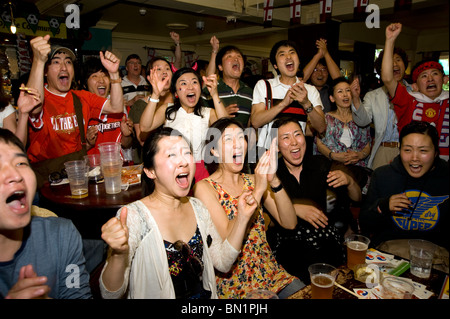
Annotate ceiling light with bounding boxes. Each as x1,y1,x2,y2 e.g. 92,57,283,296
10,22,16,34
166,23,189,30
9,2,16,34
139,8,147,16
196,21,204,32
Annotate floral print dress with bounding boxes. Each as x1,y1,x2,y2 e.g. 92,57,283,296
314,113,372,167
205,173,296,299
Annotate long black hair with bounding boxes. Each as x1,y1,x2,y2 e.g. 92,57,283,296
141,126,192,195
166,67,204,121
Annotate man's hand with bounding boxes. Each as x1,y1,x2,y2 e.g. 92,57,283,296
5,264,50,299
386,23,402,41
30,34,51,64
100,51,120,75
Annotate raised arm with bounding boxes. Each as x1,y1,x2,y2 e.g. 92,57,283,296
26,34,51,116
203,74,228,123
15,85,42,145
381,23,402,97
170,32,183,70
303,39,340,82
206,36,220,76
99,51,123,114
253,139,297,229
138,66,170,133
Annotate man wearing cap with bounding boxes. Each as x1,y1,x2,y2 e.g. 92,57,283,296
382,23,449,161
24,35,124,186
122,54,150,109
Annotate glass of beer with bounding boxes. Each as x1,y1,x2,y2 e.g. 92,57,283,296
345,234,370,271
308,263,338,299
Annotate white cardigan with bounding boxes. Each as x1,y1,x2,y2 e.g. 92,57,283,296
99,197,239,299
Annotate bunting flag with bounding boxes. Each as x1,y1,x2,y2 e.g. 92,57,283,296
185,52,198,67
289,0,301,25
394,0,412,12
319,0,333,23
263,0,274,28
353,0,369,19
146,47,156,63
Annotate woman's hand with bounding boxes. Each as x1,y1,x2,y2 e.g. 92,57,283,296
389,193,412,213
120,115,134,137
203,74,219,98
101,207,129,256
327,170,351,188
254,138,278,191
237,190,258,221
147,66,170,98
296,204,328,229
86,126,98,148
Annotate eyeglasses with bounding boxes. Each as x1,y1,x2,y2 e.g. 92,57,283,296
313,67,328,73
173,240,204,279
49,168,68,184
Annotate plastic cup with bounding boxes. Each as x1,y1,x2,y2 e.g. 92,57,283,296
345,234,370,271
409,239,436,279
98,142,122,163
308,263,338,299
380,277,414,299
102,160,122,194
84,154,104,183
64,160,89,198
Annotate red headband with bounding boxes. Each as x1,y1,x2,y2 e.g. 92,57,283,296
412,61,443,82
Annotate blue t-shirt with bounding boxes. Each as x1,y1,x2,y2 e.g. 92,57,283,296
0,216,92,299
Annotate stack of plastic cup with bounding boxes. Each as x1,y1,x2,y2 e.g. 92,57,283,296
98,142,122,194
64,160,89,198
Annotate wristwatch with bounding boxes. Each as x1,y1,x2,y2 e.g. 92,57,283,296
305,105,314,113
270,183,283,193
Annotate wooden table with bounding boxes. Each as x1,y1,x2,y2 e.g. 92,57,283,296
39,181,145,239
289,264,447,299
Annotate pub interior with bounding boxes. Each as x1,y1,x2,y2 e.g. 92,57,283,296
0,0,448,308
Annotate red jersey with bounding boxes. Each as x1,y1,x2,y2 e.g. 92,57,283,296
87,112,125,155
391,83,449,160
27,88,107,163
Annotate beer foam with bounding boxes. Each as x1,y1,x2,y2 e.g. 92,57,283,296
311,274,334,288
348,241,368,251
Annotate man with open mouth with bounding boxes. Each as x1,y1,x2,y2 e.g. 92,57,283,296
251,39,326,152
382,23,449,162
23,34,124,188
0,128,91,299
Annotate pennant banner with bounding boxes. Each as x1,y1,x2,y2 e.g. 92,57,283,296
185,52,198,67
320,0,333,23
394,0,412,12
354,0,369,19
290,0,301,25
263,0,274,28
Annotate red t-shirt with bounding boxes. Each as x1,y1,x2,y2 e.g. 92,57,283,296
27,88,107,163
391,83,449,160
87,112,125,155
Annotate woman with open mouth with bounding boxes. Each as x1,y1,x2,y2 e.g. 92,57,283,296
99,127,256,298
194,117,306,299
360,121,449,263
139,67,229,184
314,77,372,191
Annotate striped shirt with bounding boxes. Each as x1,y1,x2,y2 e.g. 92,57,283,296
202,79,253,127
